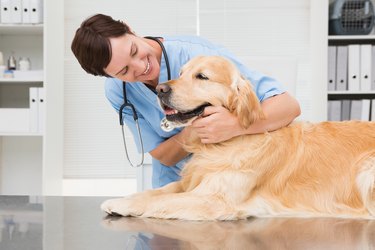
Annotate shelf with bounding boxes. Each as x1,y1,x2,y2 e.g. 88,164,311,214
0,132,43,136
0,24,43,35
328,35,375,40
0,78,43,83
328,91,375,95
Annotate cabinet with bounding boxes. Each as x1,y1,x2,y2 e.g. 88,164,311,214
0,23,44,194
326,1,375,121
0,0,63,195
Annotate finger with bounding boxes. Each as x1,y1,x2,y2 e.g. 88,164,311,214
202,106,221,117
200,137,214,144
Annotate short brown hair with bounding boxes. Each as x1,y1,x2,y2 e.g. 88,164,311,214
71,14,134,77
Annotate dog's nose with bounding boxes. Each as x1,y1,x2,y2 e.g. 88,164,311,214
156,84,171,97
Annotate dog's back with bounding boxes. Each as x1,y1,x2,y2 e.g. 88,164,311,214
181,120,375,218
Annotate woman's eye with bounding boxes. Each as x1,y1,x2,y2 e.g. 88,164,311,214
196,73,209,80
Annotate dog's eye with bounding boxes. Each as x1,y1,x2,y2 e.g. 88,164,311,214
196,73,209,80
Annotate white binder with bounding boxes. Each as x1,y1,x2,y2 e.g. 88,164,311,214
328,100,341,121
372,46,375,91
10,0,22,23
360,45,372,91
361,99,370,121
29,87,39,133
22,0,31,23
328,46,337,91
38,87,45,133
30,0,43,24
371,99,375,121
348,44,361,91
341,99,351,121
336,46,348,91
0,0,11,23
350,100,362,120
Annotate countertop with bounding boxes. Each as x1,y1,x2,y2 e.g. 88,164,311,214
0,195,374,250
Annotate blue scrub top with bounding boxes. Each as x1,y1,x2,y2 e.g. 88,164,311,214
105,35,285,188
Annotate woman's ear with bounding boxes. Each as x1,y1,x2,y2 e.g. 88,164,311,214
229,75,265,128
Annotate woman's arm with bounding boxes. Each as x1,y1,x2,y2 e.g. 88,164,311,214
192,92,301,144
149,126,193,167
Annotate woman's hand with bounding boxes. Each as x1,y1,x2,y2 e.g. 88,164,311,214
191,92,301,144
192,106,245,144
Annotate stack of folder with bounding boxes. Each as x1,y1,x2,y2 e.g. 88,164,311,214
328,99,375,121
0,0,43,24
328,44,375,91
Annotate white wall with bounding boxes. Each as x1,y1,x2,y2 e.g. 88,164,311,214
63,0,314,187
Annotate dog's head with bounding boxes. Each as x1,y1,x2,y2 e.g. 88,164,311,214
156,56,264,128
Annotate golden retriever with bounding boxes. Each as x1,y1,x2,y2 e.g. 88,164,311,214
101,55,375,220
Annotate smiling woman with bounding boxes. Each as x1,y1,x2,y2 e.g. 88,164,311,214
71,13,301,188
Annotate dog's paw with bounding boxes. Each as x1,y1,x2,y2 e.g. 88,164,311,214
101,198,140,217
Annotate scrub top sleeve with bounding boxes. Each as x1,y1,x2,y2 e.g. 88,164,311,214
104,78,124,112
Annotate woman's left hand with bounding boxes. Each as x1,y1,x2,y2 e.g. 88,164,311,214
191,106,245,144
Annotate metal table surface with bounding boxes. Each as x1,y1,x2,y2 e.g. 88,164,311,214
0,195,374,250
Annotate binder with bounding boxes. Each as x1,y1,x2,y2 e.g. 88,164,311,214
360,45,372,91
0,0,11,23
328,100,341,121
29,0,43,24
341,99,351,121
10,0,22,23
350,100,362,120
29,87,39,133
372,46,375,91
336,46,348,91
38,87,45,133
348,44,360,91
328,46,337,91
371,99,375,121
22,0,31,24
361,99,370,121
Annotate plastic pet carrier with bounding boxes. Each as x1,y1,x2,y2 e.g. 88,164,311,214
329,0,375,35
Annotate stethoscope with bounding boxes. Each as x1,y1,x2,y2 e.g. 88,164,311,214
119,36,174,167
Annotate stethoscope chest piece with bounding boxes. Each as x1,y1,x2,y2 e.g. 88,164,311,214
160,117,175,132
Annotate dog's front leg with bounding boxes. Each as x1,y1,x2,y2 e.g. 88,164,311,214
101,181,183,217
140,193,239,220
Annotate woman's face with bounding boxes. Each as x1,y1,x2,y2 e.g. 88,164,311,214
104,34,161,85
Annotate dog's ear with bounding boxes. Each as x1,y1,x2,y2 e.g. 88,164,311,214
228,75,265,128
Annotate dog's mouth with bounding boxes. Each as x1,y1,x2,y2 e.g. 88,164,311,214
160,102,211,123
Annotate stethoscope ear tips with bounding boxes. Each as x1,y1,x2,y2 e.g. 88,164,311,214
160,117,175,132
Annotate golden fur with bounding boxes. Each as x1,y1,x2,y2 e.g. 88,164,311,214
101,56,375,220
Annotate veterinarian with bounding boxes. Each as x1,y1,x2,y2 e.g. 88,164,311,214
71,14,301,188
